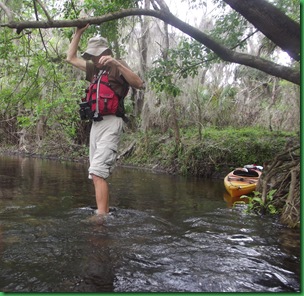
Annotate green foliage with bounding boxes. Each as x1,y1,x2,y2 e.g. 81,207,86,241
169,39,212,78
81,0,137,54
62,0,81,19
241,190,279,215
122,126,297,177
210,10,249,49
0,19,89,149
149,58,181,97
0,0,300,161
149,38,215,97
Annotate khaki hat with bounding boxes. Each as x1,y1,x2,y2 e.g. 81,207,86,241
81,36,111,60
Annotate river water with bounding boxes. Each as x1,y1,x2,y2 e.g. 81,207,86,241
0,155,300,292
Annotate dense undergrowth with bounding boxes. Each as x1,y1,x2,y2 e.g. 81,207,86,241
2,126,297,179
119,127,298,178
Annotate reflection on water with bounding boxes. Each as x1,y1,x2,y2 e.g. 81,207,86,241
223,192,249,208
0,155,300,292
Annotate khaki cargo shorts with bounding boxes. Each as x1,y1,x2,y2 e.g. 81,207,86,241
88,115,123,179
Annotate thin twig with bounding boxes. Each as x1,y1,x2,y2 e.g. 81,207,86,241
33,0,49,57
34,0,53,22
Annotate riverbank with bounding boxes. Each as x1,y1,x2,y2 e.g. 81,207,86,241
118,127,298,179
1,127,298,179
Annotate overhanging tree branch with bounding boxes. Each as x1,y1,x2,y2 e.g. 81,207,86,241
162,11,300,85
222,0,300,61
0,4,300,85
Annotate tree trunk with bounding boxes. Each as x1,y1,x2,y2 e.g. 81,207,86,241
162,20,180,145
135,0,150,118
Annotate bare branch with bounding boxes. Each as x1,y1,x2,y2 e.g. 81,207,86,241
153,0,170,12
150,0,160,10
0,1,13,23
34,0,53,22
33,0,49,57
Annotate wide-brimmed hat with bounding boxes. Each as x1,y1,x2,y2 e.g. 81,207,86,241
81,36,111,60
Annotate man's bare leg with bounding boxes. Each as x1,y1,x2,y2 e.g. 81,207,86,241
91,174,109,215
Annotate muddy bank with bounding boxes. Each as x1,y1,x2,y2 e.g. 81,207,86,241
0,128,298,180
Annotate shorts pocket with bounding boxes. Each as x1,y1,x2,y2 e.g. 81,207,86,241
104,142,118,167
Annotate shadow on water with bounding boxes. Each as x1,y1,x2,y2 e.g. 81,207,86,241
0,155,300,292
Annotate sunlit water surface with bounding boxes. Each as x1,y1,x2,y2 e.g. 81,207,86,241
0,155,300,292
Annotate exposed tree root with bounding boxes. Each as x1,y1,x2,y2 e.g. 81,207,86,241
256,143,300,228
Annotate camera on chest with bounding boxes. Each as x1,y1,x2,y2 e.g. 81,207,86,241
79,102,103,121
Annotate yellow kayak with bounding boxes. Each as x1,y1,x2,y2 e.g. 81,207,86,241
224,167,262,198
223,192,249,207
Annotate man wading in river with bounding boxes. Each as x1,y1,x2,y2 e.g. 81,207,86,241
67,25,144,217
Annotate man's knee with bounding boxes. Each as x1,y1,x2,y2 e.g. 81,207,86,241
91,173,105,182
88,168,110,180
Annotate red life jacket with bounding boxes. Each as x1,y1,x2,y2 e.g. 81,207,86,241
82,70,128,119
